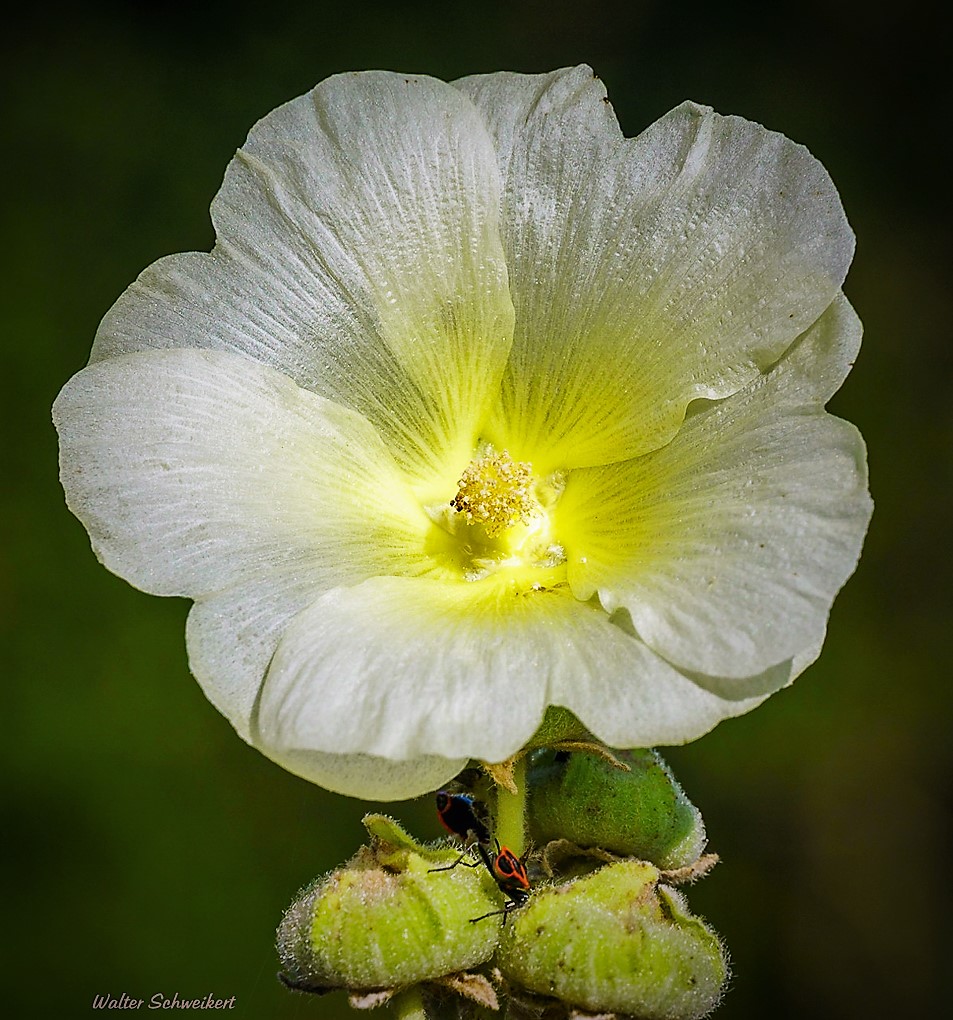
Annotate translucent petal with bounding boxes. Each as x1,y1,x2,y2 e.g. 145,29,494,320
256,574,769,769
537,601,771,749
54,349,433,736
457,67,854,470
260,747,468,803
54,348,430,596
91,72,514,496
186,568,336,742
557,295,872,677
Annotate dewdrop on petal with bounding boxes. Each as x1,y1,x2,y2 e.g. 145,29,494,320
497,859,728,1019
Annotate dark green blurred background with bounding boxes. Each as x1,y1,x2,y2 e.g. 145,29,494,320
4,2,949,1017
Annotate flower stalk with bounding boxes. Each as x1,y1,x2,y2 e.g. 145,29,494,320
493,755,528,857
392,987,427,1020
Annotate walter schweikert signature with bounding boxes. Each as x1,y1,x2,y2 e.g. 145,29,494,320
92,993,236,1010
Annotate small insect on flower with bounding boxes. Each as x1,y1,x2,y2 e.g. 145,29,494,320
469,841,532,924
428,820,531,922
435,790,492,845
429,790,495,875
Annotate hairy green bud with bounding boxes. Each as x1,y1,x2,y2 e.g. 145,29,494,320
497,860,727,1019
528,749,706,868
277,815,500,993
525,706,592,748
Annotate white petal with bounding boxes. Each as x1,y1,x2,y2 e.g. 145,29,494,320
259,748,468,803
91,72,514,496
55,347,436,740
457,67,854,470
54,348,430,598
256,574,770,769
185,568,331,741
258,576,549,764
557,295,872,678
536,603,771,748
684,626,823,703
761,291,864,404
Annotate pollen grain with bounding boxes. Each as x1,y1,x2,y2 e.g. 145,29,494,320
451,450,535,538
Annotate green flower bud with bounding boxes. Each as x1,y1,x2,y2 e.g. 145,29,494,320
528,749,706,868
497,860,727,1019
277,815,500,993
525,706,593,748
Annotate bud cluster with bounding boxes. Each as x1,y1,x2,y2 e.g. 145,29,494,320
277,736,727,1019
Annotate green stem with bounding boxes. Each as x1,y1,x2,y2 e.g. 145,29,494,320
391,986,427,1020
495,755,528,856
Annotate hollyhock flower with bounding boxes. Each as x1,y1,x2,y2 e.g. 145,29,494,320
53,66,871,800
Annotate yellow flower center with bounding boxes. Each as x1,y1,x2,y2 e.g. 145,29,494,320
450,450,535,538
425,447,567,584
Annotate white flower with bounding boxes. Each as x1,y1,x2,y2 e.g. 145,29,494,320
53,67,871,800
